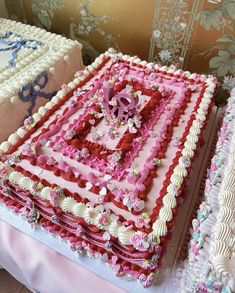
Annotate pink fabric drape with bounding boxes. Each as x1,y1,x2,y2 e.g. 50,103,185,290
0,220,125,293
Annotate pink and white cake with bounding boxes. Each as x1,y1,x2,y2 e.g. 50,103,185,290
0,49,217,287
180,88,235,293
0,18,83,142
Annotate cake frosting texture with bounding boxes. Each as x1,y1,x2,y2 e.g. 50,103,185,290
180,88,235,293
0,48,217,287
0,18,84,142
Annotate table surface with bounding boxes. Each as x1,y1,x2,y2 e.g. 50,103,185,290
0,107,221,293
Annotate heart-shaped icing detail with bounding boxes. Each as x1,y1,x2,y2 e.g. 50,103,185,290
107,183,115,191
102,231,111,241
89,119,96,125
104,174,112,181
85,182,92,190
99,187,107,196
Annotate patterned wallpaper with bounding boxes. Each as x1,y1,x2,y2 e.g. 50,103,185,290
4,0,235,100
0,0,8,17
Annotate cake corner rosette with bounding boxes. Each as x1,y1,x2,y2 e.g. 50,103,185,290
0,48,218,288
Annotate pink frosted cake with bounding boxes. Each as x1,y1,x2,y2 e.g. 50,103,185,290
0,49,217,287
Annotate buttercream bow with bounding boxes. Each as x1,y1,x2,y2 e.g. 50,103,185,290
0,31,41,67
19,70,56,116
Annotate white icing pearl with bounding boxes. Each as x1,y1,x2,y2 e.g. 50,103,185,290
49,67,55,74
8,133,19,144
10,96,18,104
64,55,69,62
0,141,11,152
16,128,27,137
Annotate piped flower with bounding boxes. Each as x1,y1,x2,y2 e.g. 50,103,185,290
130,231,149,251
171,136,182,147
123,192,145,212
23,116,35,128
139,273,155,288
98,213,110,227
66,130,76,140
22,208,40,226
49,187,64,206
0,164,9,179
8,153,20,165
21,144,36,156
32,182,44,192
107,151,122,170
135,213,151,228
128,164,140,176
127,114,141,134
76,148,90,161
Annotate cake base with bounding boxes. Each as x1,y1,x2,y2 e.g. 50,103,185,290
0,107,221,293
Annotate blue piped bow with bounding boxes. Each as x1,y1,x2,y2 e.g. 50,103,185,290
0,31,41,67
19,71,56,117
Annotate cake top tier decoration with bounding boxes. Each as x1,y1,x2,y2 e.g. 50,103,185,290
102,81,139,122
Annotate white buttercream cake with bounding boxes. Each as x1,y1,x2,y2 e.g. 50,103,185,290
0,18,84,142
180,88,235,293
0,49,218,288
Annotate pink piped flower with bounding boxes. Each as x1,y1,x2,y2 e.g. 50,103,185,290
139,273,155,288
23,116,34,128
76,148,90,161
135,214,151,229
53,142,61,151
39,138,47,146
123,192,145,212
98,214,110,226
61,84,68,89
198,283,208,292
76,225,84,237
49,187,63,207
0,178,6,187
21,144,36,157
171,136,182,147
0,165,8,179
66,130,76,140
113,188,126,202
81,148,90,158
181,156,191,167
130,232,149,251
32,182,44,192
75,70,84,78
143,273,155,288
191,244,199,255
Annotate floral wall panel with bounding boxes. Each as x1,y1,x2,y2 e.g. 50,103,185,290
5,0,155,64
4,0,235,94
148,0,204,67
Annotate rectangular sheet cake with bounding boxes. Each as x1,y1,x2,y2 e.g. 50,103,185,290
0,48,217,288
